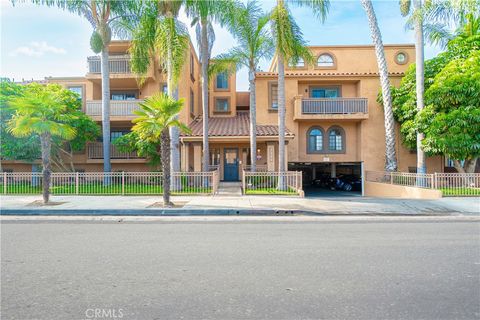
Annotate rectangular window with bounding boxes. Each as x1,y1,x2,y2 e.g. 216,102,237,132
68,86,83,100
311,87,339,98
210,148,220,166
445,157,464,167
190,89,194,114
110,130,129,142
190,54,195,79
216,72,228,89
269,83,278,110
215,98,229,112
111,92,137,100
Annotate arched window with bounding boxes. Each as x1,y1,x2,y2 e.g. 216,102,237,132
308,127,324,153
288,57,305,68
317,53,334,67
328,127,344,151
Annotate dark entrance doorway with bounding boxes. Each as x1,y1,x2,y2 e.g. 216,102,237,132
224,148,239,181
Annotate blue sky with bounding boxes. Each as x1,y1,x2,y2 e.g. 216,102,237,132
1,0,442,90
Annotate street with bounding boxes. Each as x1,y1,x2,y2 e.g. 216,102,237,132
1,219,479,320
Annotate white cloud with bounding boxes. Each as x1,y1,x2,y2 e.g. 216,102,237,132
10,41,66,57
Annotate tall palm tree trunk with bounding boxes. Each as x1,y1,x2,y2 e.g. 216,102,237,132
101,47,112,184
277,53,286,189
161,129,172,207
361,0,398,172
165,17,181,189
414,0,426,175
201,19,209,174
249,67,257,172
40,132,51,204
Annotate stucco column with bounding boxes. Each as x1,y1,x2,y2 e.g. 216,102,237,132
331,163,336,178
267,142,275,172
181,142,190,172
193,143,202,172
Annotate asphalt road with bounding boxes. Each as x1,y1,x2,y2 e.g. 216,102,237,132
2,219,479,320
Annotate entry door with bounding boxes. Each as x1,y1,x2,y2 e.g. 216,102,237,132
224,148,239,181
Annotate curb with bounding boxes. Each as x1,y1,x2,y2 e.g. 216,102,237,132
0,208,473,217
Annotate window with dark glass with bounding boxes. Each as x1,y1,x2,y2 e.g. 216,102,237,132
270,84,278,109
190,89,194,114
190,54,195,79
308,128,323,152
215,98,229,112
328,129,343,151
68,86,83,100
216,72,228,89
210,149,220,166
310,87,339,98
111,92,136,100
110,130,129,142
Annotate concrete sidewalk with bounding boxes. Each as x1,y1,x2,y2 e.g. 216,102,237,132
1,194,478,215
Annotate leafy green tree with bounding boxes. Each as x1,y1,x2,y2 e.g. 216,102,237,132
7,84,81,203
217,1,274,172
131,93,190,206
113,132,161,170
417,50,480,173
391,35,480,173
1,81,99,173
0,81,40,167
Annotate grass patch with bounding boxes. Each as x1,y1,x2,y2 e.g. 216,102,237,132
5,183,211,195
440,187,480,196
245,187,297,195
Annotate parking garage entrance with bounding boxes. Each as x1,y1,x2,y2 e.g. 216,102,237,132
288,162,363,197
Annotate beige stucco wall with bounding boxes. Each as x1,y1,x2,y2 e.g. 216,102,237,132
365,181,442,199
255,44,444,174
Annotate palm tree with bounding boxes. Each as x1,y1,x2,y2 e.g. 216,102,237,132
131,93,190,207
7,83,77,204
32,0,134,183
270,0,328,183
422,0,480,48
127,0,189,188
400,0,427,175
217,1,274,172
361,0,398,172
185,0,233,173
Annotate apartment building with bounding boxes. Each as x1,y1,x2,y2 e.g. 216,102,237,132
4,41,456,182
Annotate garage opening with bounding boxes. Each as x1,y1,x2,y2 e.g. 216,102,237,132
289,162,363,197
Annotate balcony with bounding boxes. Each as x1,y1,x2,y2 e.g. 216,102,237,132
87,142,144,160
86,100,142,119
87,55,132,73
86,55,154,80
293,96,369,121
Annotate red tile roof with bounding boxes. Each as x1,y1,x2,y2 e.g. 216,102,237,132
255,71,405,77
182,112,293,137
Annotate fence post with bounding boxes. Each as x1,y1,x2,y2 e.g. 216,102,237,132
75,172,79,195
242,170,246,195
433,173,437,189
3,172,6,194
390,173,393,185
122,171,125,195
